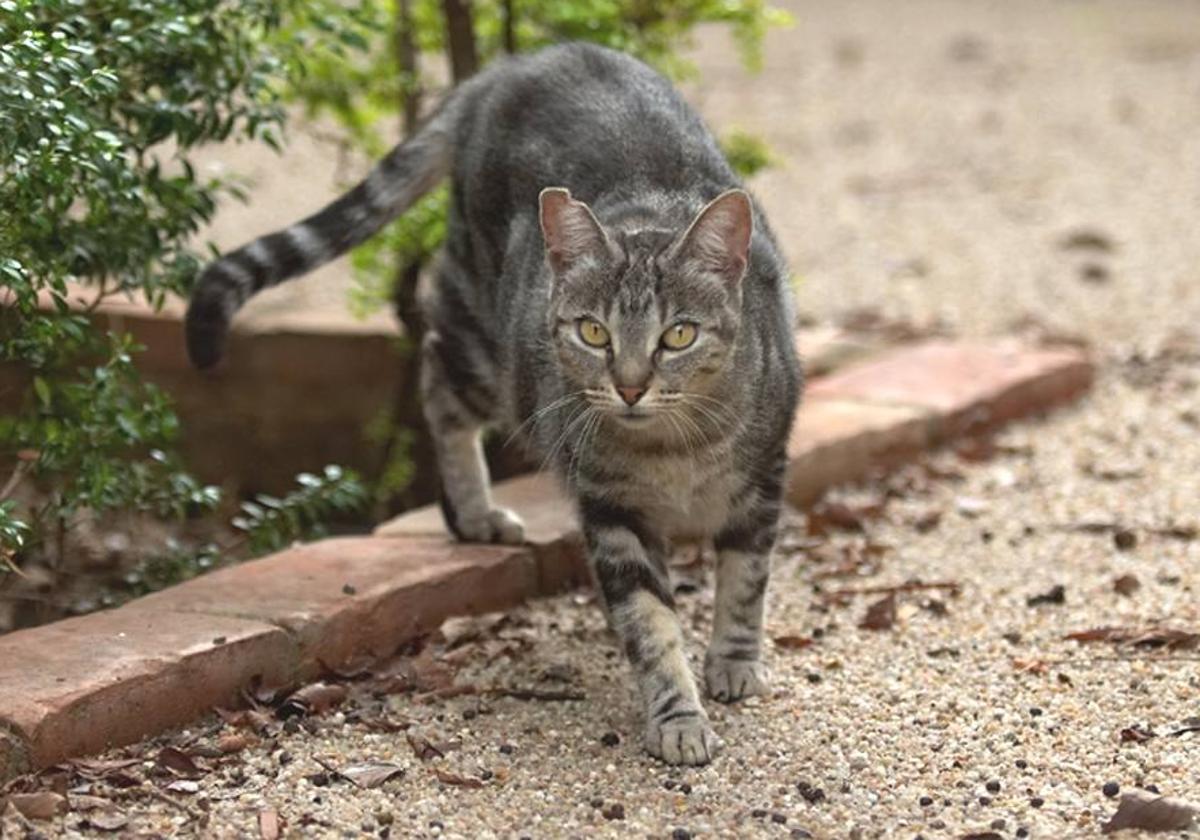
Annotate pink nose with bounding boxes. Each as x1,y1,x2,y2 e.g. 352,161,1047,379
617,386,646,406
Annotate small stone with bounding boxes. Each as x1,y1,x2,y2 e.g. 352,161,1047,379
498,743,515,755
600,732,620,747
1016,829,1029,838
672,831,691,840
375,811,393,826
601,803,625,821
590,798,604,809
1102,782,1120,798
791,830,813,840
919,796,934,807
979,795,991,806
806,673,823,684
986,780,1001,793
751,809,768,819
679,783,692,795
1113,530,1138,551
771,813,787,824
1029,707,1043,717
991,818,1007,830
1016,759,1029,769
342,583,357,595
1030,797,1044,808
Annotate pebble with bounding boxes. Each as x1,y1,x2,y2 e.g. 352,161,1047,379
1102,782,1119,798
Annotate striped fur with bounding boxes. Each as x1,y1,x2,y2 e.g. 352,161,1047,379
184,94,462,369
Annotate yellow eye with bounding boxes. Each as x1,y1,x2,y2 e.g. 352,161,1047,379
661,323,698,350
578,319,610,348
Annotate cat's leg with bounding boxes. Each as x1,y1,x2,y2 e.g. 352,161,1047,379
582,497,720,766
704,464,785,702
420,330,524,544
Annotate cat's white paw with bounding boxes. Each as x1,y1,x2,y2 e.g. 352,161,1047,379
455,507,525,545
705,656,771,703
645,714,722,766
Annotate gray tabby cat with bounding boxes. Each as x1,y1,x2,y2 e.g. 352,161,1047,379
187,43,801,765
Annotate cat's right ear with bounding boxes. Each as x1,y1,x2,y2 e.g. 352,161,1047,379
539,188,611,277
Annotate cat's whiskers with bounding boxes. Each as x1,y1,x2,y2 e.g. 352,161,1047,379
503,390,587,449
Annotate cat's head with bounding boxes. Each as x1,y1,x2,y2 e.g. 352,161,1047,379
539,187,751,432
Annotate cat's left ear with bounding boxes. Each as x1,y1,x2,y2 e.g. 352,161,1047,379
670,189,753,286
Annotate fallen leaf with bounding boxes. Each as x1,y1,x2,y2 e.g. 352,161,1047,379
1113,574,1141,596
67,794,113,811
433,768,484,788
1120,724,1156,743
407,732,445,761
258,807,281,840
164,779,200,794
7,791,67,820
1026,585,1066,607
85,807,130,832
773,635,814,651
157,747,203,778
807,500,885,537
217,733,251,754
1011,658,1049,675
859,593,896,631
215,707,273,733
339,762,405,790
1065,626,1199,650
1101,790,1198,833
279,682,347,717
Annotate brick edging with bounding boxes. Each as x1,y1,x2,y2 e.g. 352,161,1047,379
0,339,1093,780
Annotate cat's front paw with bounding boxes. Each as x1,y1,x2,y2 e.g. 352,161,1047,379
645,713,722,766
704,656,771,703
454,507,526,545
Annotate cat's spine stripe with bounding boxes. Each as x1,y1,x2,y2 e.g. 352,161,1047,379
185,93,462,369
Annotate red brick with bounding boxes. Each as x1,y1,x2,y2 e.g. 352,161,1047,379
787,397,933,507
374,474,589,596
806,340,1094,439
0,610,295,771
130,536,538,675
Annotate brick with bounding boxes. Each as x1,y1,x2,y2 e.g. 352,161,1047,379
806,340,1094,439
787,397,933,507
374,474,588,596
0,610,295,771
130,536,538,675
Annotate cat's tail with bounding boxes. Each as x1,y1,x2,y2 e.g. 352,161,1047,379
185,91,462,369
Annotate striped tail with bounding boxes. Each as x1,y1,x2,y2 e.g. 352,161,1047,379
185,97,459,369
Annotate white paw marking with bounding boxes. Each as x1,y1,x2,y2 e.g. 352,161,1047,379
704,656,771,703
645,714,722,766
456,507,525,545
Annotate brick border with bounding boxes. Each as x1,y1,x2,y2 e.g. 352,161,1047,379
0,339,1093,780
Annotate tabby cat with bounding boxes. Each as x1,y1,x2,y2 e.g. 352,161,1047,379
187,43,802,765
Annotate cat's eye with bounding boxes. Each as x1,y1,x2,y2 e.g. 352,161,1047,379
578,318,610,348
661,322,698,350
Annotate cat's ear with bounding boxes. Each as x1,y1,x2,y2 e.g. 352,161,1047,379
539,188,611,277
670,189,753,285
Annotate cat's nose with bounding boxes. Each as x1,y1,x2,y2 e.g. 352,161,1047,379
616,385,646,406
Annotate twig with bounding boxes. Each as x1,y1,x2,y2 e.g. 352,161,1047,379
0,460,29,502
826,581,961,599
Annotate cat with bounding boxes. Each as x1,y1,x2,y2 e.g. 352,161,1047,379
187,42,802,765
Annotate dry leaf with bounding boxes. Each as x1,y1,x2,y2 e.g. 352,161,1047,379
859,593,896,631
1066,626,1199,650
258,807,281,840
217,733,251,754
7,791,67,820
164,779,200,795
282,682,347,716
215,707,274,733
86,808,130,832
1120,724,1156,743
157,747,203,778
433,768,484,788
339,761,405,790
1011,658,1049,675
407,732,445,761
773,635,814,651
1102,790,1198,833
1113,574,1141,596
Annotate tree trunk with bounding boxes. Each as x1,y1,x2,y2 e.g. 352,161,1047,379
501,0,516,54
441,0,479,81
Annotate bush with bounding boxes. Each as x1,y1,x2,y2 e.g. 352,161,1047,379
0,0,365,589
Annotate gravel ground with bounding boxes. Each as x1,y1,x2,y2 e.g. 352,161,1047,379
9,1,1200,837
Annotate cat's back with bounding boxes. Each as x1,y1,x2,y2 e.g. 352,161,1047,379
455,43,733,222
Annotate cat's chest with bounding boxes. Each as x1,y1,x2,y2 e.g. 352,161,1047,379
617,454,740,540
